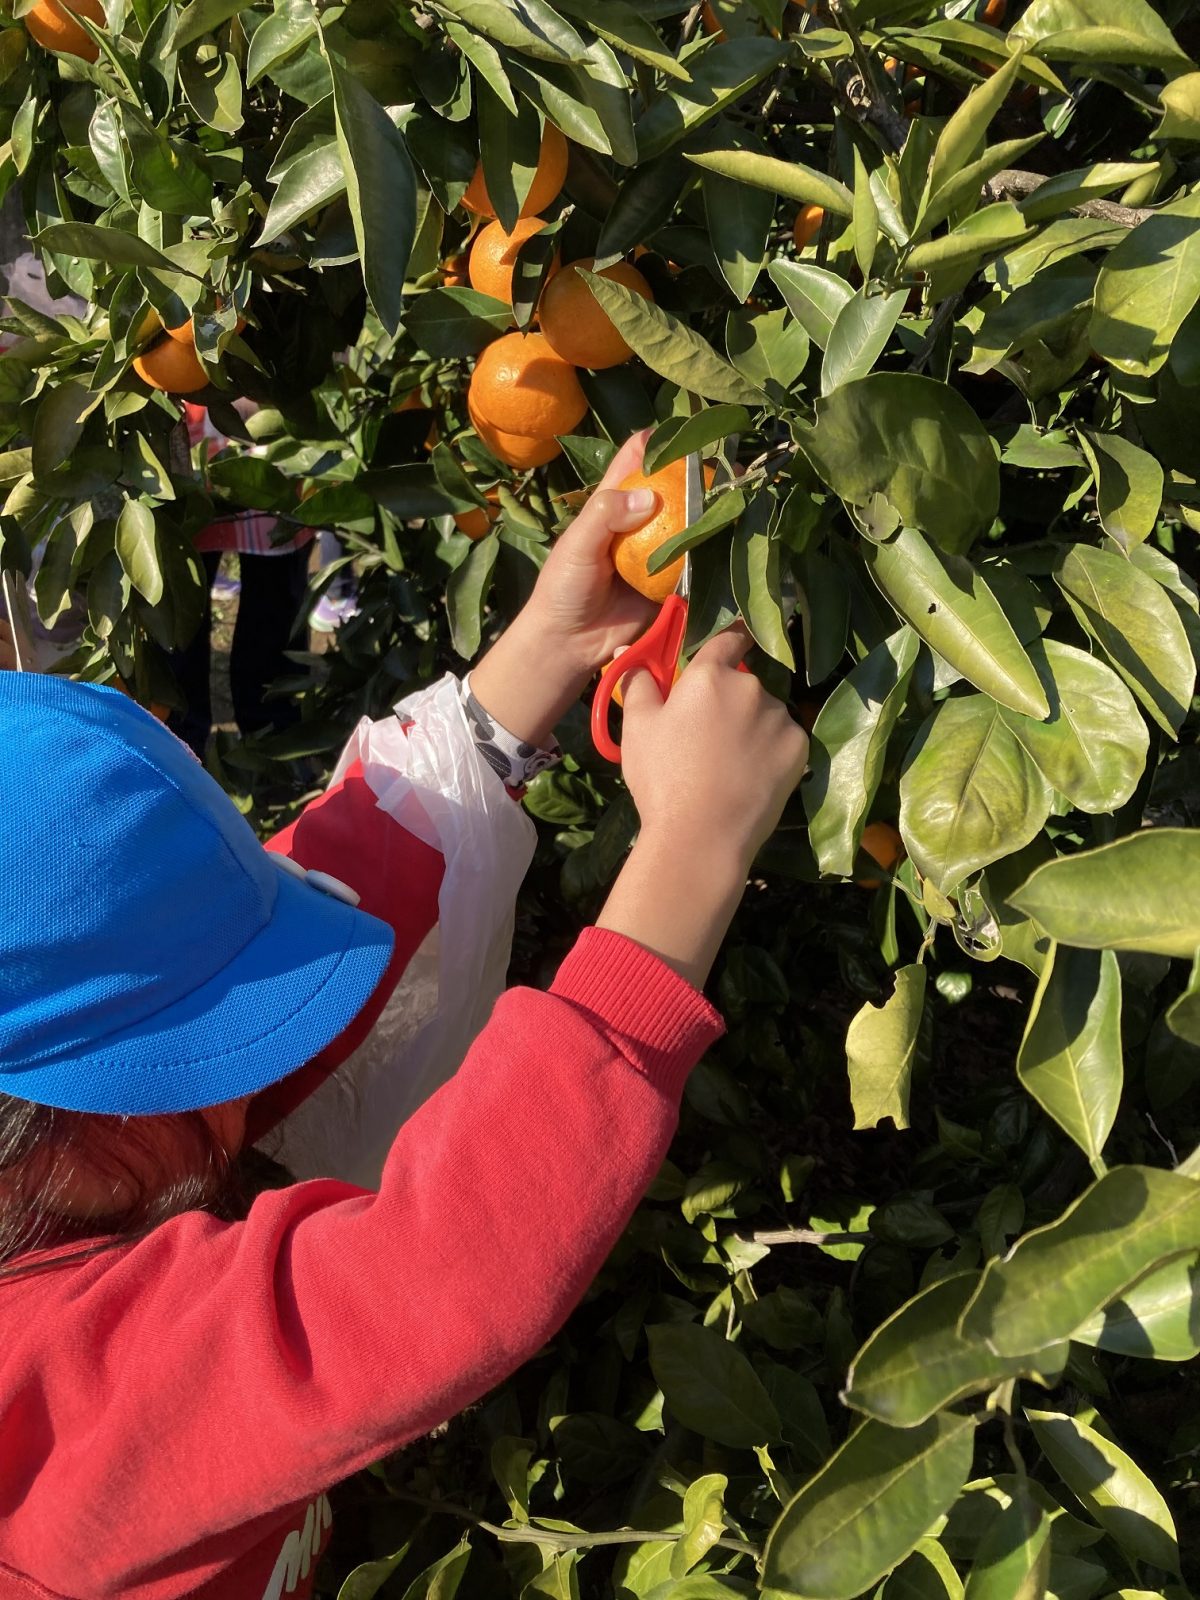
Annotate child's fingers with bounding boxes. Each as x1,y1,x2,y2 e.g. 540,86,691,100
596,427,652,491
556,430,656,561
693,622,755,670
618,660,666,724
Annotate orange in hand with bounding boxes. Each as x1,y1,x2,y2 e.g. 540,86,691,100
610,458,714,604
25,0,104,60
462,124,568,220
539,258,653,370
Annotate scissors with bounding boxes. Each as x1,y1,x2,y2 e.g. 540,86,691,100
591,452,703,764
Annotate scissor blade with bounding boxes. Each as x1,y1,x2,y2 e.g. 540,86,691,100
683,452,703,528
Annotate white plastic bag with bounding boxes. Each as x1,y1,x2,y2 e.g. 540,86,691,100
266,672,536,1187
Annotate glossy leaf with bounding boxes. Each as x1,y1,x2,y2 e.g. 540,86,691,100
844,1273,1067,1430
329,54,416,336
1017,945,1122,1166
446,530,499,659
922,48,1026,221
906,205,1032,277
701,134,775,304
1026,1411,1180,1574
114,500,162,607
635,39,788,162
962,1485,1051,1600
643,406,750,475
767,261,854,350
647,1322,781,1448
1077,432,1163,552
962,1165,1200,1355
685,148,853,218
405,287,512,357
1011,0,1193,73
761,1413,977,1600
865,530,1048,718
729,498,791,668
1074,1254,1200,1362
1090,190,1200,377
882,1539,964,1600
821,291,907,397
804,377,1000,556
1009,830,1200,960
806,627,920,878
1055,544,1195,738
1167,951,1200,1048
900,697,1052,894
726,307,809,391
646,487,746,576
846,965,925,1133
670,1473,727,1577
580,272,763,404
1157,72,1200,140
1000,639,1147,814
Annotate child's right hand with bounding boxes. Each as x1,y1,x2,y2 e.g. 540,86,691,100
619,627,808,869
595,629,808,990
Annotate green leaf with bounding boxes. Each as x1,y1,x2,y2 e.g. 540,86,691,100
398,1537,472,1600
35,222,194,276
646,486,746,576
999,639,1148,814
685,147,853,219
647,1321,781,1448
1017,945,1122,1167
843,1274,1067,1428
123,111,213,218
478,84,541,233
821,291,906,396
961,1165,1200,1356
767,261,854,351
31,380,91,480
337,1540,413,1600
882,1540,964,1600
900,697,1052,895
1090,190,1200,377
433,0,580,61
806,627,920,878
171,0,252,49
1017,162,1159,223
865,530,1049,717
261,119,344,245
1009,829,1200,960
329,53,416,337
1010,0,1193,73
916,137,1042,240
729,496,791,668
247,0,316,86
553,1413,645,1485
579,271,763,405
851,144,877,282
644,406,750,475
1074,1254,1200,1362
552,0,689,79
1055,544,1195,738
922,48,1026,221
115,500,163,607
761,1413,977,1600
635,39,788,163
1025,1411,1180,1574
446,529,499,659
670,1473,728,1578
962,1485,1051,1600
406,286,512,358
702,142,775,304
726,307,810,391
1076,431,1162,552
803,376,1000,557
521,1555,580,1600
906,205,1032,277
1167,951,1200,1047
846,964,925,1133
1157,72,1200,140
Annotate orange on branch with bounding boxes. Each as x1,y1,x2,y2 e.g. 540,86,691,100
468,216,559,306
980,0,1007,22
166,313,246,344
855,821,905,889
454,489,502,539
700,1,725,38
539,258,653,370
25,0,103,60
467,392,562,470
462,124,568,220
793,204,824,249
610,458,715,603
468,331,587,440
132,337,209,395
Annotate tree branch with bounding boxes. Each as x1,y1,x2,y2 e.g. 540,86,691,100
983,168,1154,227
745,1227,874,1246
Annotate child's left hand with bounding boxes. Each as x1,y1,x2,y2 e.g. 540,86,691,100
523,428,659,673
468,429,665,750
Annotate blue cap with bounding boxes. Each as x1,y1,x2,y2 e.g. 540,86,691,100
0,675,394,1115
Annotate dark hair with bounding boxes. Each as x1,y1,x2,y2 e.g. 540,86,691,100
0,1095,288,1279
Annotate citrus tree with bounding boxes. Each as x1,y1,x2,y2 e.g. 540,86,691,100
5,0,1200,1593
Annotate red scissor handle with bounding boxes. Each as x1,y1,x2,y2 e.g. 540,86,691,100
591,592,689,763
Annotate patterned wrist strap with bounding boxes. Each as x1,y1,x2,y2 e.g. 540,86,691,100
461,675,562,797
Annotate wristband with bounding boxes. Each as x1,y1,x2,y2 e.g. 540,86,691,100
461,674,562,797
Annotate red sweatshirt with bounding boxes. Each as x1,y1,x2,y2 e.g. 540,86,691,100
0,753,723,1600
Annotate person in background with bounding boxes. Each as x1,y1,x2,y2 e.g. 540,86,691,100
310,528,360,634
172,400,315,757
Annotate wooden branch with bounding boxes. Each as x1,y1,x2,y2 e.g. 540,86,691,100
983,168,1154,227
746,1227,874,1246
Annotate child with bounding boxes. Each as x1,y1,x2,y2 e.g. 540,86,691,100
0,432,807,1600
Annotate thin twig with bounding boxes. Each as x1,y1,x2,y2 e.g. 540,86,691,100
387,1490,761,1558
746,1228,874,1246
908,290,963,374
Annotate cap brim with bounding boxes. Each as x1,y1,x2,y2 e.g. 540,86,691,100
11,865,395,1115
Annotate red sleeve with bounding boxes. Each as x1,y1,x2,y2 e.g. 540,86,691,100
247,757,445,1140
0,931,723,1596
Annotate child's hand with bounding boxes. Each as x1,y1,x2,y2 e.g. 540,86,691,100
468,429,664,749
0,620,15,672
596,629,808,989
523,428,661,675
